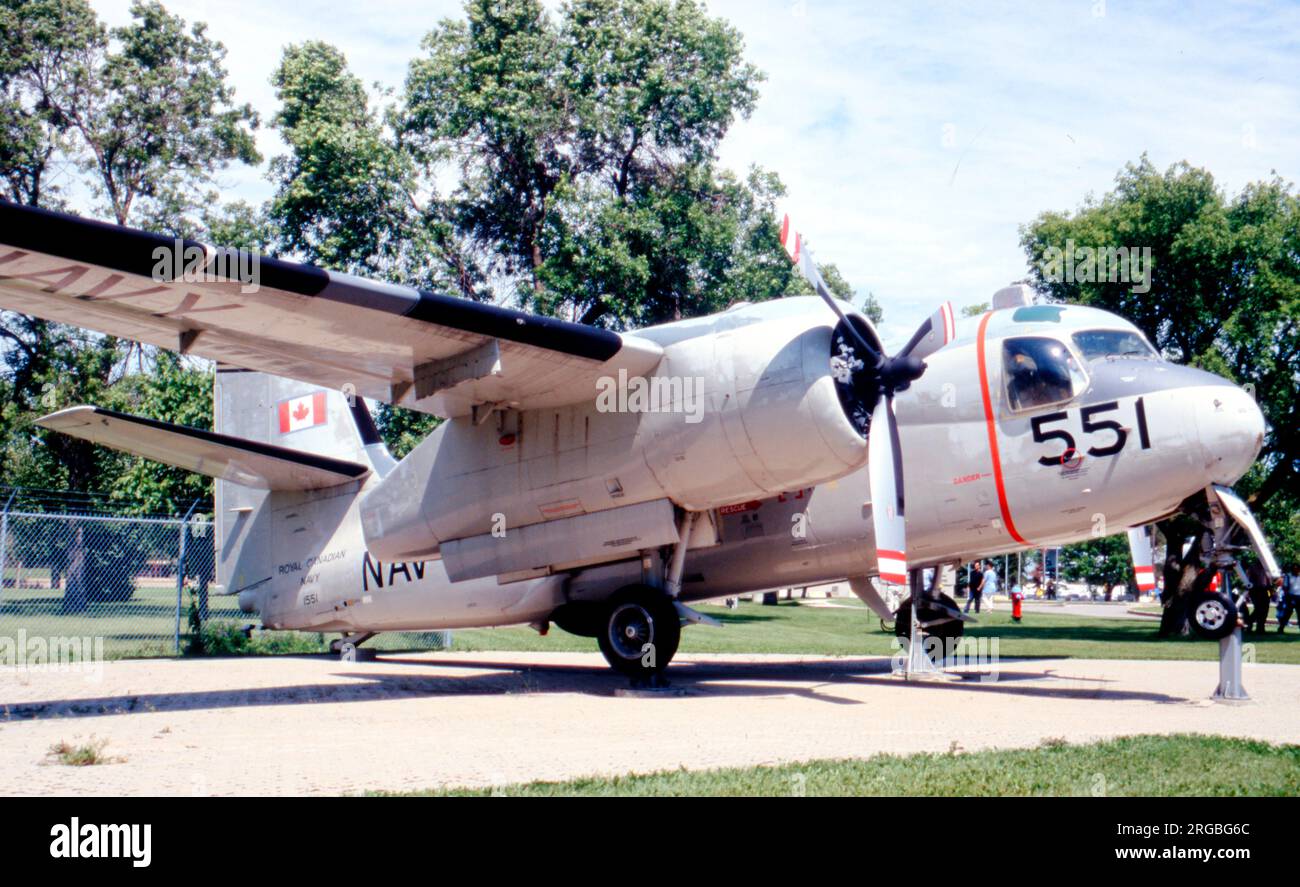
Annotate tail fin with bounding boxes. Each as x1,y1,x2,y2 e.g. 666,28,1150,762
213,368,393,597
214,367,393,473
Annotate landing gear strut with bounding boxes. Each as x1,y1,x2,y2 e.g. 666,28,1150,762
330,632,376,662
894,569,965,679
1187,485,1282,701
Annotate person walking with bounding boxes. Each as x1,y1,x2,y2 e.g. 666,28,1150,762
981,559,1000,612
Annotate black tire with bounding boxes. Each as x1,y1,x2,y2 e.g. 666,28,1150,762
596,586,681,679
1188,571,1239,641
894,593,965,649
550,602,603,638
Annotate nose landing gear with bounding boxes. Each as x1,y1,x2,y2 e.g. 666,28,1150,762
1187,485,1282,701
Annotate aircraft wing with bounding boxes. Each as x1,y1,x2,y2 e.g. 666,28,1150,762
37,406,370,491
0,202,663,417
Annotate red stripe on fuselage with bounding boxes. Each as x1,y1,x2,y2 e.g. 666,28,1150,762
976,312,1030,545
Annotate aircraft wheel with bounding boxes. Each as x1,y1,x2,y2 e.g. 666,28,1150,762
597,586,681,680
550,602,603,637
1188,573,1239,640
338,641,357,662
894,593,964,649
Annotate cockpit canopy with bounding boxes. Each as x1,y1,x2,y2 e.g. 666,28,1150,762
1071,329,1157,361
1001,327,1158,411
1003,336,1087,411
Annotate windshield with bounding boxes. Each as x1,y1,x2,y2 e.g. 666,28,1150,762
1072,329,1157,361
1003,336,1087,411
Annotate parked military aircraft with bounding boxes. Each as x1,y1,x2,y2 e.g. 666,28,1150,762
0,201,1279,680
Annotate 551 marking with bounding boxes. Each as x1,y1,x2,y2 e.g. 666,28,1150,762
1031,397,1152,467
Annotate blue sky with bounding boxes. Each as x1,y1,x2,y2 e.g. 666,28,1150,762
92,0,1300,346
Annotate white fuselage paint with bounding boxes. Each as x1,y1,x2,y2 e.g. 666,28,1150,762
256,304,1265,633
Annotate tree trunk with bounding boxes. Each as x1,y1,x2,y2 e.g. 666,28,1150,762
61,523,89,613
1157,529,1201,637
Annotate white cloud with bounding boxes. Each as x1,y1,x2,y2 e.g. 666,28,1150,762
89,0,1300,345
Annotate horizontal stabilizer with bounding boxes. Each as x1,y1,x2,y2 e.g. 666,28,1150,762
37,406,370,491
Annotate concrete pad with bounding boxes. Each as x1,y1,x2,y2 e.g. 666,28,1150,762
1,651,1296,795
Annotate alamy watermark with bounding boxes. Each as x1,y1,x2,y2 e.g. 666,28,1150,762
0,630,104,682
595,368,705,424
892,635,1001,682
152,239,260,294
1039,239,1152,294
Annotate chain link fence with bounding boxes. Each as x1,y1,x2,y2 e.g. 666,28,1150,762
0,491,447,660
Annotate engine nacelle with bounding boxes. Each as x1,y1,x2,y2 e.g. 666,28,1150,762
359,298,877,568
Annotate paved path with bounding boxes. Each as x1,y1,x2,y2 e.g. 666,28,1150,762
2,651,1296,795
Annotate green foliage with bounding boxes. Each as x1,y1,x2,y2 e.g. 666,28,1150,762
0,0,102,208
0,0,259,226
47,737,119,767
1059,535,1134,599
268,41,469,291
0,0,251,514
396,0,790,327
1021,155,1300,560
784,254,882,323
375,403,442,460
185,620,329,656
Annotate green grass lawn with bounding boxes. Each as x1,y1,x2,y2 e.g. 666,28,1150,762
0,583,444,659
5,589,1298,664
378,734,1300,796
0,582,242,658
450,598,1300,664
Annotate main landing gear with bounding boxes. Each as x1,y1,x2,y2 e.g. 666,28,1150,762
595,585,681,686
330,632,376,662
893,570,968,679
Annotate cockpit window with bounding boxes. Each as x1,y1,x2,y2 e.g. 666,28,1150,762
1071,329,1157,361
1003,336,1086,411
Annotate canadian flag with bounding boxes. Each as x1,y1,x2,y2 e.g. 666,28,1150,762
278,392,327,434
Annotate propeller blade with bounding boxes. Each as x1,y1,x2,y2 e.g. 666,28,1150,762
898,301,956,362
780,214,882,365
869,395,908,585
1126,526,1157,594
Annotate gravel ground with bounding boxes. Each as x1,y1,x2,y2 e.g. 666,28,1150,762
2,651,1296,796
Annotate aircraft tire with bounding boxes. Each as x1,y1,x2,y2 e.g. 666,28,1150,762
1188,573,1239,641
894,593,964,650
596,586,681,679
550,602,603,638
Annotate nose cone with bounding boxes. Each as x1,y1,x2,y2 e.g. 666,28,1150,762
1196,383,1265,485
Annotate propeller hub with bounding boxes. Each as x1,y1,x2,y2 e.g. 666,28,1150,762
880,354,927,394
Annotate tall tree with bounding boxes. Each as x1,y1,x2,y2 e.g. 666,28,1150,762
1,0,260,521
400,0,798,329
81,1,259,227
0,0,103,207
268,40,482,297
1021,156,1300,631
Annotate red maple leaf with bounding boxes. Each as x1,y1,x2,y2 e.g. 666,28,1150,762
292,401,309,421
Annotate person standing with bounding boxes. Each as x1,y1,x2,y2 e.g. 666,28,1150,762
964,561,984,614
1278,564,1300,634
1244,561,1272,635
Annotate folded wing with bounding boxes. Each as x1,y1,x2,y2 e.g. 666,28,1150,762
0,202,662,417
